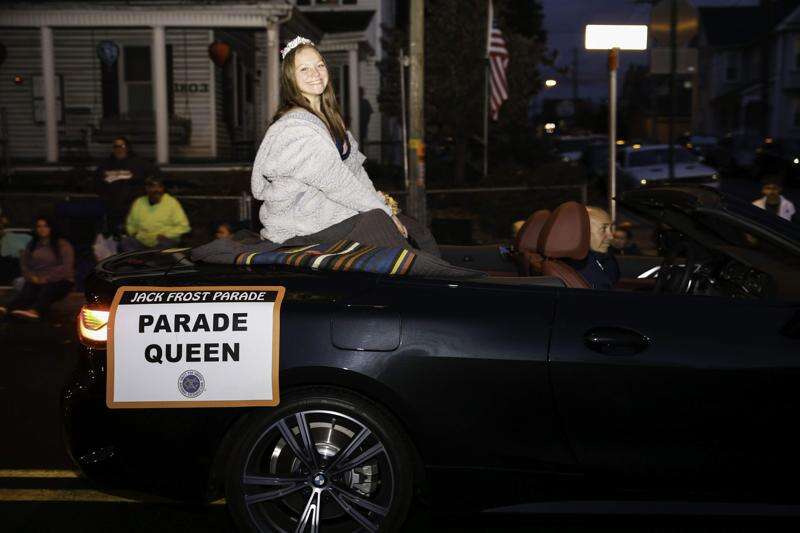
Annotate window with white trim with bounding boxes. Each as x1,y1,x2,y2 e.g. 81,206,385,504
122,46,153,116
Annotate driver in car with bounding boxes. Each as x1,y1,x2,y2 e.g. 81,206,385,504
565,206,620,290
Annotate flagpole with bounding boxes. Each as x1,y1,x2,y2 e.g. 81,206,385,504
483,0,492,181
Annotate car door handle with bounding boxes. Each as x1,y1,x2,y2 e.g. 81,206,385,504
583,327,650,356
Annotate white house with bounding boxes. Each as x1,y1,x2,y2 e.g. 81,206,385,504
291,0,398,161
694,2,800,142
0,0,396,167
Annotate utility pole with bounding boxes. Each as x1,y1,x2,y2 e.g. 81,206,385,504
399,49,409,189
668,0,677,180
608,48,619,222
572,47,579,108
407,0,427,224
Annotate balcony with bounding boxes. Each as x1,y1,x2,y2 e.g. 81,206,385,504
92,115,192,146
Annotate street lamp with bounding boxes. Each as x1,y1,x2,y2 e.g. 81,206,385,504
544,79,557,88
584,24,648,221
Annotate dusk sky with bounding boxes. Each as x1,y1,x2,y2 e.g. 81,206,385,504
539,0,760,101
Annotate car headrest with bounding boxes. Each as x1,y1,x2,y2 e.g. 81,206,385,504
538,201,590,260
515,209,551,253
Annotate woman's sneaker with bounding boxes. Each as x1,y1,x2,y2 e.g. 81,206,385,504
11,309,40,320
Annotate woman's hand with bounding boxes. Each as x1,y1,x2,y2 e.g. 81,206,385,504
391,215,408,239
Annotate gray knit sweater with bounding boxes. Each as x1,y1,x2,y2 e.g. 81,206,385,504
251,108,391,243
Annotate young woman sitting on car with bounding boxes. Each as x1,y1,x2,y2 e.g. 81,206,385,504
251,37,438,255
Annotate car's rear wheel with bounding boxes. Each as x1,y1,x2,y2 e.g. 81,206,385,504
225,388,414,532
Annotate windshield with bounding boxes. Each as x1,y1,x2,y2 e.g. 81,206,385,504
627,148,697,167
695,211,800,268
721,196,800,246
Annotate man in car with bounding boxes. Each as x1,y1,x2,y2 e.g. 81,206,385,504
752,175,796,222
565,206,620,290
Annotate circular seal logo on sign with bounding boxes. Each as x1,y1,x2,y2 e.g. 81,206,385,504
178,369,205,398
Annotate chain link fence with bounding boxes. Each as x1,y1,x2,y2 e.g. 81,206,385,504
1,182,586,246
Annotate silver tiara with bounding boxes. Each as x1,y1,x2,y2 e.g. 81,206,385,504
281,36,314,60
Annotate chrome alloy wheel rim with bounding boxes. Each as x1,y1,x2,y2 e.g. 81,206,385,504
239,410,395,533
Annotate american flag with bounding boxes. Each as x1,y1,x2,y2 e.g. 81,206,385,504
487,0,509,121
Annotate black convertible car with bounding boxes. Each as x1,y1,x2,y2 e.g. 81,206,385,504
64,186,800,532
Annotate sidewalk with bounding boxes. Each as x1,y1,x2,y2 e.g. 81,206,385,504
0,290,84,326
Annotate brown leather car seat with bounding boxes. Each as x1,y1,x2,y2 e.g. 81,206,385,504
537,202,591,288
514,209,551,275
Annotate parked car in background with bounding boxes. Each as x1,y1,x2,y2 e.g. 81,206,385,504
755,138,800,183
619,144,720,190
719,133,762,175
551,134,606,162
677,134,734,172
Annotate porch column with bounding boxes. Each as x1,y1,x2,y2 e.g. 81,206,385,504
266,22,280,122
151,25,169,164
40,26,58,162
208,30,218,158
348,48,360,142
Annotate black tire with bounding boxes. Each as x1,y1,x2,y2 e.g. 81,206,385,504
225,387,415,533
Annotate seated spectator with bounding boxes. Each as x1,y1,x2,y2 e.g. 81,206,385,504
0,216,74,320
511,220,526,241
95,137,160,235
121,177,190,252
214,222,235,240
610,222,641,256
564,206,620,290
0,214,33,285
752,175,796,222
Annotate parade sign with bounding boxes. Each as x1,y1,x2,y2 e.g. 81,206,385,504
107,286,285,409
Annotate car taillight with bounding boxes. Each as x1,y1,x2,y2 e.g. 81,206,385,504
78,306,109,347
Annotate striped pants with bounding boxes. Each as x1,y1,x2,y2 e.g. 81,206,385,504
283,210,440,257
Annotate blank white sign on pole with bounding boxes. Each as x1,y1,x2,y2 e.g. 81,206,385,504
585,25,648,50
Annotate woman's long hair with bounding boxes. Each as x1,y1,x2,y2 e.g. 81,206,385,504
271,44,346,146
26,215,63,261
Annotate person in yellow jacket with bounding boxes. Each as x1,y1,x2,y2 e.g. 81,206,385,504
122,177,190,251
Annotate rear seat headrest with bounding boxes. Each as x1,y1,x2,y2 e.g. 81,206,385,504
538,201,590,260
515,209,551,253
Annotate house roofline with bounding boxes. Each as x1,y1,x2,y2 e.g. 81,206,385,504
0,1,295,28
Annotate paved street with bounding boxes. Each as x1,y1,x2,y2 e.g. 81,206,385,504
1,174,799,532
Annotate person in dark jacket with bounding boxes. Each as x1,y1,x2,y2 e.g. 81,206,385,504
0,216,74,320
610,222,641,256
565,206,620,290
95,137,159,235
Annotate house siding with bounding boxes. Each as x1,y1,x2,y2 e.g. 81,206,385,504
215,63,231,160
0,29,45,160
1,27,221,162
166,28,215,159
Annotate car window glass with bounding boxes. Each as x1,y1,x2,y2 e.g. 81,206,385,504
694,212,800,267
